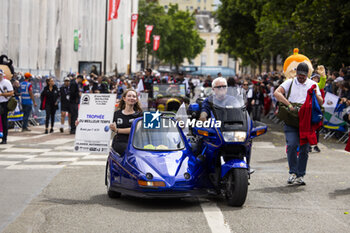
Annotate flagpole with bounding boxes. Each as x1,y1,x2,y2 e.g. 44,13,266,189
129,0,133,75
103,0,108,75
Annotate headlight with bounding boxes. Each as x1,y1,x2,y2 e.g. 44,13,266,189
222,131,247,142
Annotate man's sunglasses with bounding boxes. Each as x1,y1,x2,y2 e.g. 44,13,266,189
214,85,227,89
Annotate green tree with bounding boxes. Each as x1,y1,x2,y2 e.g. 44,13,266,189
216,0,265,73
292,0,350,70
137,0,166,67
157,4,205,71
256,0,301,70
137,2,205,71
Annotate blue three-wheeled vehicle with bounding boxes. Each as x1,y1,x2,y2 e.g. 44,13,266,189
105,87,267,206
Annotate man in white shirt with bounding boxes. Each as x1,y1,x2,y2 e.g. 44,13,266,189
0,69,14,144
274,62,323,185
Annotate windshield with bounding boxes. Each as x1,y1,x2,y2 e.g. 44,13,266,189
208,86,248,130
153,84,186,97
132,118,185,151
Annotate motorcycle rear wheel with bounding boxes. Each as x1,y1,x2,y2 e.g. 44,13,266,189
226,169,248,207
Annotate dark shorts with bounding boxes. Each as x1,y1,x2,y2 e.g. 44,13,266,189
61,104,69,112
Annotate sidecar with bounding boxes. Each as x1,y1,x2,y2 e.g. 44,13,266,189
105,115,213,198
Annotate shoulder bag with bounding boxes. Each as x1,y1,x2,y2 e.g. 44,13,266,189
276,79,301,128
0,86,18,112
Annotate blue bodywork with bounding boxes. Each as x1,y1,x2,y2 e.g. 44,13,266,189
106,109,267,198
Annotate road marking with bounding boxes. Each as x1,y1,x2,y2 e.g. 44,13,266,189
24,157,78,162
30,134,51,139
6,164,65,170
253,142,276,149
0,154,35,159
0,144,13,149
54,146,75,151
39,138,74,145
0,161,20,166
200,202,232,233
6,136,28,142
1,148,51,153
40,151,87,156
82,155,107,160
334,149,350,154
70,161,106,166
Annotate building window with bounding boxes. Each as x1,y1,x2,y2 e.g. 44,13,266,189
211,39,213,46
201,54,207,66
186,6,189,10
198,7,200,10
190,6,193,10
198,0,201,2
164,5,168,9
218,55,223,66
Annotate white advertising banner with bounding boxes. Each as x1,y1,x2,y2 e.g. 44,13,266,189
74,94,116,153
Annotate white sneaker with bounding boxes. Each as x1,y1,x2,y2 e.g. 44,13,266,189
287,174,297,184
295,176,306,185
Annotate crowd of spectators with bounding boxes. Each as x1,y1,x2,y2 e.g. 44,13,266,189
3,65,350,137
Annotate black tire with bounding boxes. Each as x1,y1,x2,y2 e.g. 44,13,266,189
106,162,121,198
226,169,248,207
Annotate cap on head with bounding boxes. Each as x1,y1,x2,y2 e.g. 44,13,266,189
24,72,32,78
64,77,70,81
0,69,4,75
334,77,344,83
296,62,309,76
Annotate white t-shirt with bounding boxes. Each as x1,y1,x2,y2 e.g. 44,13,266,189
0,78,14,103
280,78,321,104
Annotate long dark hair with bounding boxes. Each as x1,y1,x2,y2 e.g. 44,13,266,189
118,89,142,112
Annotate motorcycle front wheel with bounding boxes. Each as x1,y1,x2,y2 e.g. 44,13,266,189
226,169,248,207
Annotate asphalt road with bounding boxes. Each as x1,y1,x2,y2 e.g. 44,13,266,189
1,118,350,233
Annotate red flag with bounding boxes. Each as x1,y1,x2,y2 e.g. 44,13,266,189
153,35,160,51
145,25,154,43
108,0,121,21
131,14,138,37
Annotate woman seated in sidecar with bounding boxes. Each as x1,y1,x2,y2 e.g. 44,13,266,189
109,89,143,155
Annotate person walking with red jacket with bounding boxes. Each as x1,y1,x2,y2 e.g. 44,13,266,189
274,63,323,185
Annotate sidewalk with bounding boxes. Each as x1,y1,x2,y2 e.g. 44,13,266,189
5,124,75,145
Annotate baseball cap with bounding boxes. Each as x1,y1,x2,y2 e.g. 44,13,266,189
0,69,4,75
64,77,70,81
334,77,344,83
24,72,32,78
296,62,309,76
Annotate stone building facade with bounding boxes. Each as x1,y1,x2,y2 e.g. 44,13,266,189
0,0,139,80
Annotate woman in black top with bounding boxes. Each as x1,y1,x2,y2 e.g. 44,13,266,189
40,78,59,134
251,82,265,121
110,89,143,155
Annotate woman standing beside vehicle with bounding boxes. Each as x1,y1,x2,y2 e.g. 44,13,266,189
40,78,59,134
110,89,143,155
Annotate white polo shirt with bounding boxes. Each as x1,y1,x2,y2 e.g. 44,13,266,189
280,78,321,104
0,78,14,103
